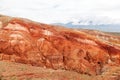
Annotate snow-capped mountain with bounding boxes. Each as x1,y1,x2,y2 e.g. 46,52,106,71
53,20,120,32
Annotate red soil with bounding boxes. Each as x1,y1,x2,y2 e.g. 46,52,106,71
0,15,120,80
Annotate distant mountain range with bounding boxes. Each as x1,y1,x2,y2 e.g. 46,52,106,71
53,21,120,32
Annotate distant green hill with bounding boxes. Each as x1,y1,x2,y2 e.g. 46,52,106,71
107,32,120,36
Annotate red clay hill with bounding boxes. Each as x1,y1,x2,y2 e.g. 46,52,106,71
0,15,120,80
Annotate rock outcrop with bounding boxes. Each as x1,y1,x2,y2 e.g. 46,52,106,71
0,15,120,76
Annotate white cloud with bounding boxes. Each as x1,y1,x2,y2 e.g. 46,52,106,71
0,0,120,24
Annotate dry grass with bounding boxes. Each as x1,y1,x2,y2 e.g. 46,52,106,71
0,61,119,80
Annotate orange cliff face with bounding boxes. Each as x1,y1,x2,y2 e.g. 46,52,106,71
0,15,120,76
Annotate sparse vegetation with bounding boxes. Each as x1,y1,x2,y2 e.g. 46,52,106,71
0,61,119,80
10,76,18,80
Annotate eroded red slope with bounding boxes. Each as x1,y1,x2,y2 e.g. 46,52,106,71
0,15,120,76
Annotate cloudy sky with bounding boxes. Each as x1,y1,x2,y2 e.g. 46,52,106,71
0,0,120,24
